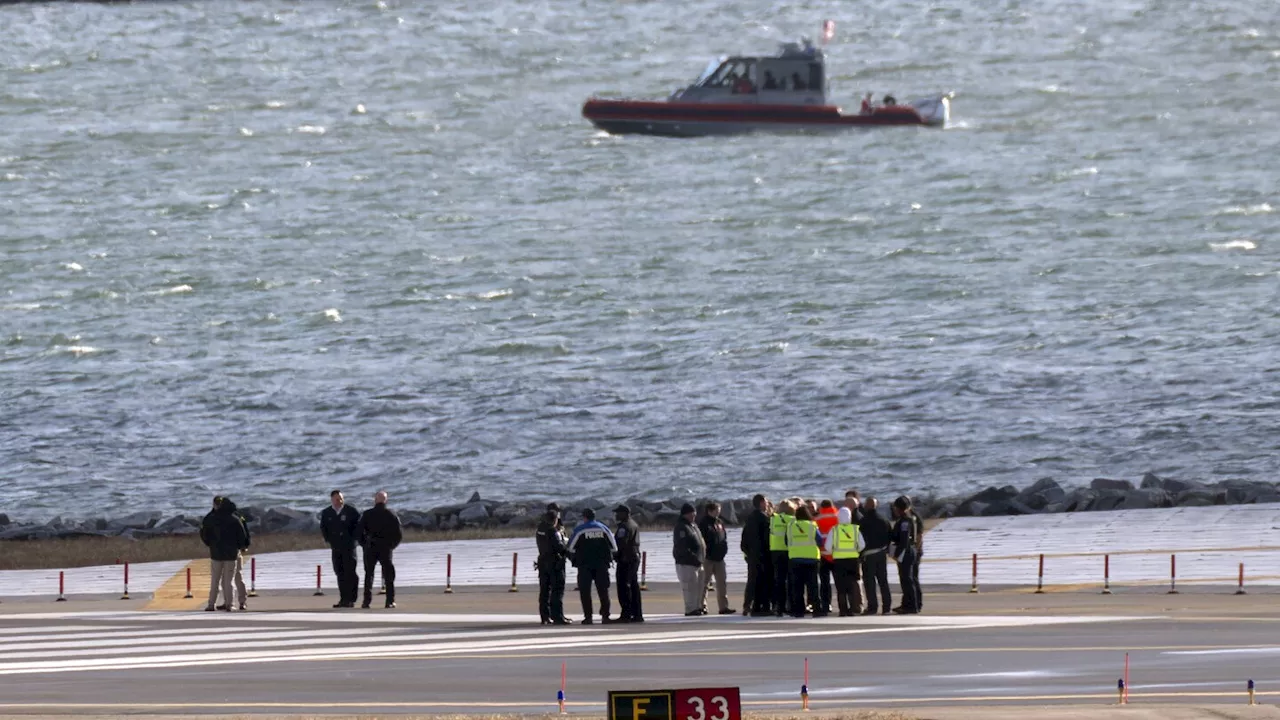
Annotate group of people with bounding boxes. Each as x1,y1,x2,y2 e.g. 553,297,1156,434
534,491,925,625
318,490,403,609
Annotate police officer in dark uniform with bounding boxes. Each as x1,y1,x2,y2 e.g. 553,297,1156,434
535,503,572,625
320,489,361,608
567,508,618,624
356,490,402,609
613,504,643,623
890,496,919,614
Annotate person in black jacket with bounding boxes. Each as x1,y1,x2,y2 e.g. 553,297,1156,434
673,503,707,616
321,489,361,608
740,493,772,616
200,497,248,612
612,505,643,623
567,508,618,624
697,502,734,615
891,496,920,614
859,497,893,615
356,491,402,609
223,499,251,611
536,503,572,625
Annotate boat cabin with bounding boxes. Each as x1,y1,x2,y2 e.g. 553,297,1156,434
671,41,828,106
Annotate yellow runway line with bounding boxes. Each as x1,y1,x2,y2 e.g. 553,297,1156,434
143,560,206,611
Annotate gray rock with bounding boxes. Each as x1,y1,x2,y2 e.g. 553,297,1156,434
957,485,1018,516
1016,478,1065,510
0,513,9,527
1175,489,1216,507
399,510,437,531
155,515,193,532
258,506,318,534
492,503,527,523
1090,478,1134,493
1091,490,1127,512
1002,499,1041,515
468,491,482,503
436,513,459,531
719,502,739,526
107,510,162,532
505,513,542,529
653,504,682,526
457,503,490,524
1119,488,1172,510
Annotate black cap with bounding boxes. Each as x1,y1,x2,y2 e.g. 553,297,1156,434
893,496,911,511
613,504,630,515
546,502,561,512
581,508,595,520
680,503,696,515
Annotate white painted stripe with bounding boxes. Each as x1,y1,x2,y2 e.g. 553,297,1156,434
0,615,1143,675
1163,647,1280,657
1,629,407,661
0,627,397,653
0,625,131,636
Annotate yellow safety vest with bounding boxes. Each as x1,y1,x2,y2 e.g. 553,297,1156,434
769,514,790,552
831,525,860,560
787,520,820,561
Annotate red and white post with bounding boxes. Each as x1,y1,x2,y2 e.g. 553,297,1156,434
969,553,978,593
248,557,258,597
1034,553,1045,594
314,564,324,596
444,553,454,594
56,571,67,602
120,562,131,600
639,551,649,591
1168,554,1179,595
1236,562,1246,596
509,552,520,593
184,566,194,599
1101,554,1112,595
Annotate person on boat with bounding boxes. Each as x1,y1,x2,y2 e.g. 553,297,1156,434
733,74,755,94
791,72,807,90
763,71,778,90
860,92,875,114
883,94,897,106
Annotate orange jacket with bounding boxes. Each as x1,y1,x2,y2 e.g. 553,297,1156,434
815,507,840,559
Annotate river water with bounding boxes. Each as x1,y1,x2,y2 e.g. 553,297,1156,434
1,0,1276,520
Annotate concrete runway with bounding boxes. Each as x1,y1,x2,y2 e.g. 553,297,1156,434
1,587,1278,715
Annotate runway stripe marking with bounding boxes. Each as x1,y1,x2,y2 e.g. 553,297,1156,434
0,615,1153,675
0,625,132,636
0,626,297,645
1,629,406,660
2,690,1280,711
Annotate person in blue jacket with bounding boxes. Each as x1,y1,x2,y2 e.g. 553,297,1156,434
567,508,618,624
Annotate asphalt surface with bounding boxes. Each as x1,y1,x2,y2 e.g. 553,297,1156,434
1,586,1279,715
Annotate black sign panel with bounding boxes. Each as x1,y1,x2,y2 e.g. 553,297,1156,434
608,690,674,720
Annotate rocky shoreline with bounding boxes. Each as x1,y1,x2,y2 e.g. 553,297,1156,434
1,473,1277,542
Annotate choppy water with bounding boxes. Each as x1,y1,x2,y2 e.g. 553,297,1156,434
1,0,1277,521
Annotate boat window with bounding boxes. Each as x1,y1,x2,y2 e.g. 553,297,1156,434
693,58,725,86
808,63,824,92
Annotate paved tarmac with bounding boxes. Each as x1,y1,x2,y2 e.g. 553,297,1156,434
1,587,1278,716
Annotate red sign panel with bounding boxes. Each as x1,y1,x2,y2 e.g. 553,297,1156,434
673,688,741,720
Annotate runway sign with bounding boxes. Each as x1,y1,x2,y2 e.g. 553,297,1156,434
608,687,740,720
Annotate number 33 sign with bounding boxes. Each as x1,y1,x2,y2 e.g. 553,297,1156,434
608,688,740,720
676,688,740,720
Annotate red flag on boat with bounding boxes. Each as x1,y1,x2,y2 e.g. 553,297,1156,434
821,19,836,43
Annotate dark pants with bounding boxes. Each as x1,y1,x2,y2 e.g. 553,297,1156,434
362,546,395,606
538,558,566,621
819,558,835,613
913,550,923,610
577,565,611,620
896,548,919,612
834,558,862,615
616,560,642,620
789,560,820,617
771,551,790,614
330,547,358,605
744,555,772,613
862,551,891,613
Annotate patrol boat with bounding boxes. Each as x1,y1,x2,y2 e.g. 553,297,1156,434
582,37,952,137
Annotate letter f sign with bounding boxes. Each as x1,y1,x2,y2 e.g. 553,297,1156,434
632,697,650,718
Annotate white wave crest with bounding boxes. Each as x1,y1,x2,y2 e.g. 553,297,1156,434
1,303,45,311
476,288,513,300
1215,203,1272,216
62,262,83,272
57,345,100,356
144,285,193,296
1210,240,1257,251
295,125,326,135
322,308,342,322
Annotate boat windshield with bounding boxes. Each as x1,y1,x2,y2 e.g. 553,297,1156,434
693,57,726,86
